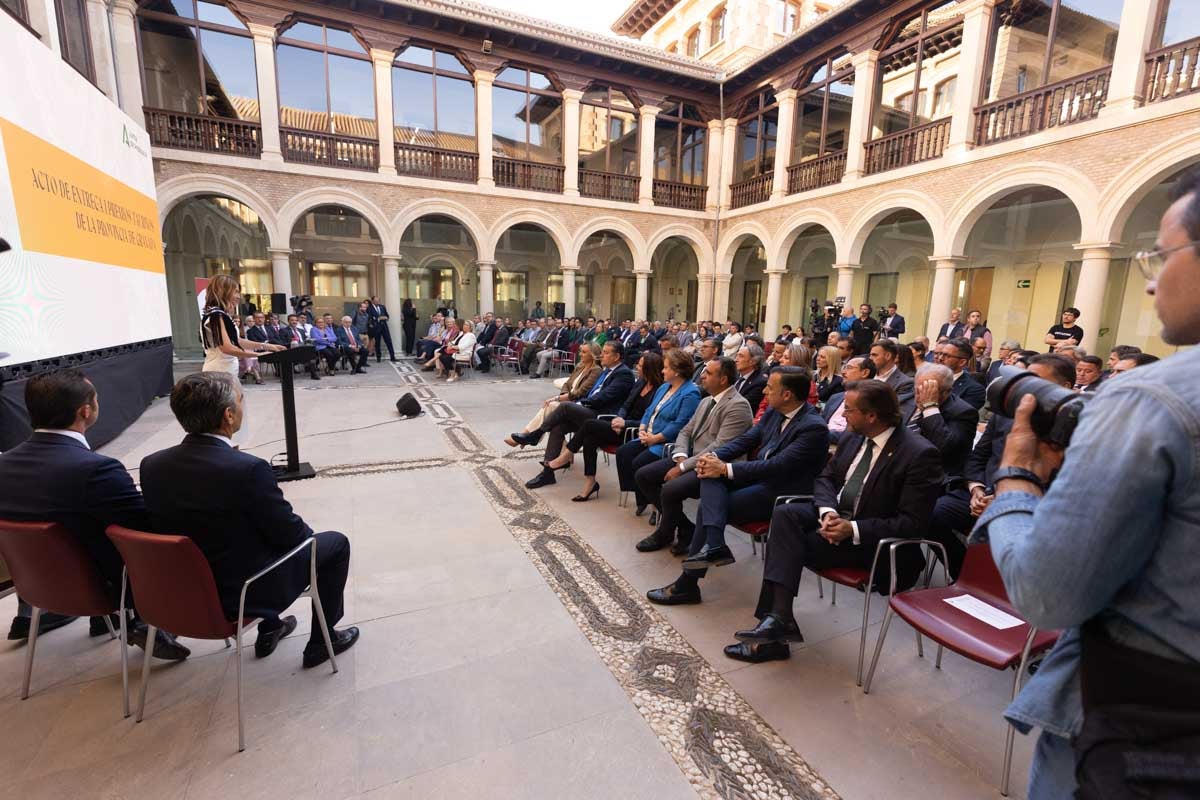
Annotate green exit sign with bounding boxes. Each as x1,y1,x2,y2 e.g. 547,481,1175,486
1016,279,1032,288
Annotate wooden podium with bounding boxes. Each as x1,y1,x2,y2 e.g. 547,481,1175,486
258,346,317,481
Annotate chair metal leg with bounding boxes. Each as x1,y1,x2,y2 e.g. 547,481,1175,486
935,644,944,669
862,605,895,695
20,606,41,700
135,624,157,722
831,582,838,606
1002,629,1038,796
224,638,231,648
103,614,118,640
916,629,924,658
309,587,339,676
120,571,130,718
751,536,757,556
856,587,873,686
817,576,824,599
235,622,246,752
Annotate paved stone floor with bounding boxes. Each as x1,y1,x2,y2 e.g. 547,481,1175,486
0,358,1035,798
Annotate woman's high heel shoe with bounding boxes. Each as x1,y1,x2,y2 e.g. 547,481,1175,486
510,430,543,447
571,483,600,502
539,459,572,473
504,436,526,449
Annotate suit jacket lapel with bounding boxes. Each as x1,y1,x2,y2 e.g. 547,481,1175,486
859,428,903,505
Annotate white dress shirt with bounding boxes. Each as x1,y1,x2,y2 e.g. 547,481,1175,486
34,428,90,449
200,432,234,447
726,405,800,479
820,426,896,545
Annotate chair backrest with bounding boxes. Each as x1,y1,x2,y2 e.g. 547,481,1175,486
956,542,1012,608
0,520,115,616
105,525,235,639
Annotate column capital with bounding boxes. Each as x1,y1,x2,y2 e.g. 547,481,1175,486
721,117,737,131
246,22,276,41
267,247,292,257
380,253,403,263
638,105,662,118
832,263,861,271
928,255,966,267
764,267,788,276
562,88,584,101
960,0,999,18
775,88,799,103
560,264,580,272
474,70,497,84
850,49,880,68
475,259,496,268
369,48,394,66
1073,242,1121,254
707,118,723,131
713,274,733,284
633,267,652,277
111,0,138,16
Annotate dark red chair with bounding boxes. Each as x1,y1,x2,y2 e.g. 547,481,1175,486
551,342,580,377
107,526,340,752
597,416,639,504
863,542,1060,795
0,520,122,702
493,339,525,376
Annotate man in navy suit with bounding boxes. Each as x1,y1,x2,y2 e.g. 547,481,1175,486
647,368,830,606
881,303,906,339
367,295,397,363
140,373,359,667
937,308,965,341
936,338,986,410
0,369,189,659
335,315,369,374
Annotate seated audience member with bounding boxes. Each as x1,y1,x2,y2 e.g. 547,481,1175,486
971,337,990,375
505,343,602,447
624,324,650,366
265,313,288,346
511,341,636,487
634,357,754,553
474,313,499,372
437,319,476,382
309,318,340,374
1010,349,1041,368
906,363,978,478
416,313,447,361
814,346,843,403
529,319,568,378
721,322,744,358
245,312,271,349
1057,344,1087,364
647,368,830,606
733,343,768,411
1109,352,1159,374
934,338,986,409
140,373,358,666
915,336,934,362
1105,344,1142,377
335,315,368,375
896,340,917,376
239,315,264,385
0,369,189,659
752,342,818,421
927,353,1075,578
692,339,719,390
835,335,855,364
539,353,664,497
987,340,1022,383
1074,355,1103,392
724,380,942,662
284,314,321,380
870,339,915,422
421,318,458,372
822,356,876,445
764,340,787,370
778,324,797,343
907,340,928,367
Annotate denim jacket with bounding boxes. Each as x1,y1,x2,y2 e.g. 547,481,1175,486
972,350,1200,739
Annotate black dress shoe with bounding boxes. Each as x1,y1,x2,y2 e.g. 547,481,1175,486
670,537,692,556
254,615,297,658
525,469,557,489
510,430,544,447
303,626,360,668
735,614,805,644
7,612,77,640
682,545,735,570
648,510,659,527
89,614,121,637
635,504,648,517
127,623,191,661
646,584,702,605
723,641,791,663
636,532,672,552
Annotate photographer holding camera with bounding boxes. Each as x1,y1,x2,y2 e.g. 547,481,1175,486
973,171,1200,798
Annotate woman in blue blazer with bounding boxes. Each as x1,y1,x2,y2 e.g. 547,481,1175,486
616,349,701,514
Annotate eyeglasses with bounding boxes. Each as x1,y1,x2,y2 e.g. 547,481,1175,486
1135,240,1200,281
934,350,965,362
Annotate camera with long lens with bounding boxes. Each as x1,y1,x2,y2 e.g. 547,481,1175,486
289,294,313,313
987,366,1091,447
877,306,890,323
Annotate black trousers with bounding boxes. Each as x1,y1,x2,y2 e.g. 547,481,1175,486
615,440,659,502
539,402,597,463
567,417,622,476
929,488,972,579
417,339,440,361
635,461,700,542
340,345,368,371
317,348,340,372
684,479,778,578
755,504,870,618
402,322,416,354
373,324,395,360
243,531,349,645
476,346,491,371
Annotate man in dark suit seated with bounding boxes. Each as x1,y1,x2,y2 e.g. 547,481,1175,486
0,369,189,659
140,373,359,666
335,315,369,374
474,312,498,373
935,337,986,409
986,339,1021,385
724,380,942,662
733,343,768,412
245,312,271,347
870,339,915,422
906,363,978,478
512,341,635,488
822,356,875,445
927,354,1075,579
647,368,830,606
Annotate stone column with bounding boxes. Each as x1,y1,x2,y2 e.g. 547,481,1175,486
842,50,879,181
719,118,737,210
85,0,117,100
696,273,715,321
946,0,996,155
248,24,283,162
926,257,963,340
1072,244,1117,353
634,269,650,321
771,89,797,200
110,0,145,127
763,268,786,338
1104,0,1159,112
371,49,396,175
638,105,660,206
561,89,582,197
475,70,496,188
476,260,495,315
561,265,578,317
713,274,732,322
382,255,402,346
269,248,293,299
833,263,858,305
705,119,723,211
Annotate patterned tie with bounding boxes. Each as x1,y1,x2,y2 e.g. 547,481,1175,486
837,439,876,517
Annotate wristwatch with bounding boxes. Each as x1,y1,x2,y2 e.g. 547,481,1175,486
991,466,1046,492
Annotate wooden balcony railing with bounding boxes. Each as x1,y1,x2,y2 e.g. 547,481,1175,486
144,108,261,157
974,67,1110,147
864,117,951,175
394,142,478,182
1143,36,1200,104
579,169,640,202
493,157,564,193
729,173,773,209
653,179,708,210
787,150,847,194
281,128,379,171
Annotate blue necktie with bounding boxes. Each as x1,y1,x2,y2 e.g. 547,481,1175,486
588,369,610,398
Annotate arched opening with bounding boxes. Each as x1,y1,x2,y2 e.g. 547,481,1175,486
730,236,767,327
650,237,700,322
397,214,479,321
781,224,837,334
494,223,562,320
962,188,1082,349
579,231,635,320
859,210,935,338
162,194,270,355
289,205,382,320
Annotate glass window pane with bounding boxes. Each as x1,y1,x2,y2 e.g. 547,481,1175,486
139,17,203,113
825,75,853,151
393,67,435,145
1160,0,1200,47
325,27,362,52
874,43,918,134
435,50,468,74
615,110,638,173
201,29,258,119
57,0,93,78
142,0,192,17
282,21,324,45
527,94,562,164
435,75,475,149
328,54,376,137
932,75,956,117
738,119,757,180
653,117,678,181
397,45,433,67
492,85,529,158
1047,0,1119,84
915,26,960,122
496,66,526,84
312,262,344,296
683,127,705,184
809,61,828,84
528,70,552,90
196,1,242,28
794,94,824,160
277,44,328,130
1,0,26,20
984,1,1052,100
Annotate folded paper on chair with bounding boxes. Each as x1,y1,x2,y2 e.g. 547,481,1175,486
943,595,1023,629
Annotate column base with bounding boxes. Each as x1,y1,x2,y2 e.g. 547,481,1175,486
943,142,972,158
563,188,580,198
1102,96,1143,116
842,169,864,182
638,198,653,208
477,178,495,189
260,149,284,164
378,166,397,177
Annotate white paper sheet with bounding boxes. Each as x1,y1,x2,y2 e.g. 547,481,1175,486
943,595,1024,630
